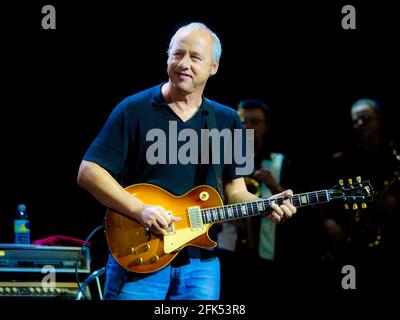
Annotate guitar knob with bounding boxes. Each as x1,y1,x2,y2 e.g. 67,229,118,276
151,255,160,263
339,179,344,186
348,178,353,185
356,176,362,183
352,203,358,210
344,203,350,210
361,202,367,209
199,191,209,201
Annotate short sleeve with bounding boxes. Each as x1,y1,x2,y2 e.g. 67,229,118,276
83,104,134,178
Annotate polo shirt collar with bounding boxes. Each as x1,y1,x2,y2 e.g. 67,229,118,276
152,83,210,115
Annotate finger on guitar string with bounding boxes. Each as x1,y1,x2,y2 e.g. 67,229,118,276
282,199,297,217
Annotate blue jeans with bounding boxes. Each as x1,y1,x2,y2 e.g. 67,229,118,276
104,254,220,300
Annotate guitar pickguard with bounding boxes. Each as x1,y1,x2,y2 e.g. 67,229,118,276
164,224,209,253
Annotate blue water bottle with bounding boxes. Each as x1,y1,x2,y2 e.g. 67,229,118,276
14,204,30,244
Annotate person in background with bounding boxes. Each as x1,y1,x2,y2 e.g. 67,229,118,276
321,98,399,293
217,99,296,298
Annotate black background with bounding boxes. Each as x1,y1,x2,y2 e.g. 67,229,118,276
0,1,399,309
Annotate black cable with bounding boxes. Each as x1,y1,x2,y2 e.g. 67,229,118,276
75,225,104,300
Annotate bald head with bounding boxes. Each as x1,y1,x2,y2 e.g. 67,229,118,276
351,99,383,144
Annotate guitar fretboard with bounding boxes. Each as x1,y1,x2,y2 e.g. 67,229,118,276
201,190,330,224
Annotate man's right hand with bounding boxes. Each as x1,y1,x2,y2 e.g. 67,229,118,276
138,205,182,236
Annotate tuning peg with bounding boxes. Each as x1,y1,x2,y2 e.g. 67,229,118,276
348,178,353,185
344,203,350,210
361,202,367,209
352,203,358,210
339,179,344,186
356,176,362,183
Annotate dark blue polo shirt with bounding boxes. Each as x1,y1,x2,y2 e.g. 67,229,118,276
84,84,248,195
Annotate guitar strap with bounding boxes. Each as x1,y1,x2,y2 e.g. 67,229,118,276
186,100,224,260
204,99,225,201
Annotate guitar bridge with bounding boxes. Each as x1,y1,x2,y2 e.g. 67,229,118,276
144,227,152,241
165,211,175,234
166,223,175,234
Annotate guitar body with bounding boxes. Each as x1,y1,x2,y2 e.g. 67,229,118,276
105,184,223,273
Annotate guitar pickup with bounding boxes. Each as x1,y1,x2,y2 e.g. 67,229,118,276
188,206,203,229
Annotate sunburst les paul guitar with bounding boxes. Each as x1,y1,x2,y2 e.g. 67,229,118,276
105,178,373,273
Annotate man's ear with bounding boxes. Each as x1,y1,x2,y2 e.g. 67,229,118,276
210,62,219,76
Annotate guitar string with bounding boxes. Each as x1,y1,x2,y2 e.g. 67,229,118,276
164,191,330,218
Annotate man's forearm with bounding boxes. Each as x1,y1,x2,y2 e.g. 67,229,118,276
77,160,145,219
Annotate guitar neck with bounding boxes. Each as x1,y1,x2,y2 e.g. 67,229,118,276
201,190,330,224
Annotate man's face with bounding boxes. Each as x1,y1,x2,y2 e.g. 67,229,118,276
351,104,382,142
167,29,219,94
238,108,269,143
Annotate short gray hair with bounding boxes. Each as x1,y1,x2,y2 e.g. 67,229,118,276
167,22,222,63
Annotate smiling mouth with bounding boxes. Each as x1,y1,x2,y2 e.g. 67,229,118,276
177,72,192,79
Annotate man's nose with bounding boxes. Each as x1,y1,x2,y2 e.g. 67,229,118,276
178,54,190,69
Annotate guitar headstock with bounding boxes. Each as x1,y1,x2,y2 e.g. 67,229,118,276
328,176,374,210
